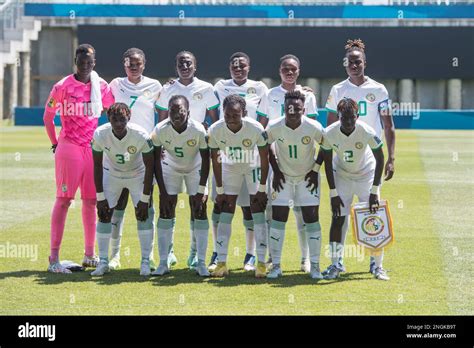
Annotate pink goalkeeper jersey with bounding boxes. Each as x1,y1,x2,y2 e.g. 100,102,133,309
44,74,115,147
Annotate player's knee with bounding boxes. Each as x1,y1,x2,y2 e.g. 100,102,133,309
57,197,73,209
115,190,129,210
241,206,252,220
213,204,221,214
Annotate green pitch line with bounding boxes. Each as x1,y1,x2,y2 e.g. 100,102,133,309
0,127,470,315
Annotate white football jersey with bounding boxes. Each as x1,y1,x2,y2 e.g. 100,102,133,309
151,118,208,173
325,77,390,138
156,77,220,123
109,76,162,134
266,116,324,179
321,121,383,179
208,117,267,172
214,79,268,120
256,84,318,122
92,123,154,179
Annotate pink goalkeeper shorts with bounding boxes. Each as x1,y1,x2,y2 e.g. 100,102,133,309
54,137,96,200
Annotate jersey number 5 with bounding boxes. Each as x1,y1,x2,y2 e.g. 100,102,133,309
175,147,184,158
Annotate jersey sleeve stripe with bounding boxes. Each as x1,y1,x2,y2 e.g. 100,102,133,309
371,143,384,150
256,111,268,118
325,107,337,113
207,103,220,110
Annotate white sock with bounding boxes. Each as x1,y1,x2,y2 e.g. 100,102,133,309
252,212,267,263
194,219,209,262
293,207,309,261
243,218,255,255
211,211,220,253
137,214,153,260
110,209,125,259
339,216,349,264
157,218,174,263
97,222,112,262
148,206,155,261
373,250,384,268
269,220,286,265
216,212,234,263
329,242,344,265
168,218,176,255
189,219,196,253
305,222,322,264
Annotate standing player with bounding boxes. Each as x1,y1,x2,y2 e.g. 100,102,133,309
151,95,210,277
156,51,220,270
256,54,319,273
324,39,395,276
212,52,269,272
108,48,162,271
209,95,269,278
91,103,155,276
321,98,388,281
43,44,114,273
266,90,329,279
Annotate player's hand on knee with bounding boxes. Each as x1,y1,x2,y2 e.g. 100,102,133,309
272,170,285,192
135,201,149,221
252,192,268,211
369,193,379,214
216,194,228,211
97,199,111,221
192,193,205,216
305,170,319,193
159,193,173,217
331,196,344,218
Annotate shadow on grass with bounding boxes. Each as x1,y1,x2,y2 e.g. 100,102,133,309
0,268,373,287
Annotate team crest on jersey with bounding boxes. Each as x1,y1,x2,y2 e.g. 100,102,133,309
355,142,364,149
242,139,252,147
187,139,197,147
127,146,137,154
143,90,151,98
366,93,376,102
247,87,256,95
301,136,311,145
271,191,277,200
48,97,56,108
193,92,203,101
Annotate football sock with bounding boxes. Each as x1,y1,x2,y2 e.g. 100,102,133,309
243,218,255,256
137,212,153,261
216,212,234,263
338,216,349,264
330,242,344,266
148,206,156,260
157,218,174,262
252,212,267,264
194,219,209,263
293,207,309,261
269,220,286,265
82,199,96,257
211,211,220,253
306,221,322,264
96,221,112,262
189,219,196,253
110,209,125,259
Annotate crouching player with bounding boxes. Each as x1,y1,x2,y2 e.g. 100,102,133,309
321,98,388,281
266,90,331,279
151,95,211,277
91,103,155,276
209,94,269,278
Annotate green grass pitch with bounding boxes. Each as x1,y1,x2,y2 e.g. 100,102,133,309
0,126,472,315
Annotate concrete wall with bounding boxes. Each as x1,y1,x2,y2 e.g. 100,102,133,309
31,28,75,106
